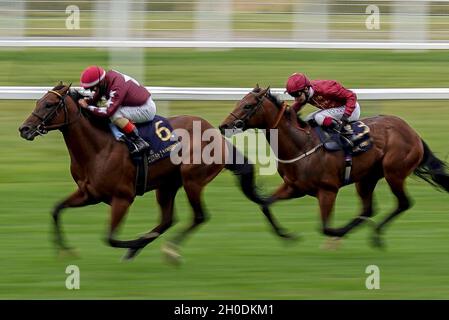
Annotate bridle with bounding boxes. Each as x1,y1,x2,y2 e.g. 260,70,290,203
227,91,287,130
31,89,80,136
228,92,264,130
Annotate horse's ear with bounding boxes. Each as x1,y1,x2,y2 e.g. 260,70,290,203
258,87,269,97
58,80,63,87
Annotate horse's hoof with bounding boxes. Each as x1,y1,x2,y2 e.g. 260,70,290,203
122,248,141,261
57,247,80,259
371,233,385,249
161,242,182,265
279,231,301,242
320,237,342,251
323,227,345,238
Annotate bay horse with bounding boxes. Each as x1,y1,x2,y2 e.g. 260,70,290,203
19,84,268,261
219,86,449,246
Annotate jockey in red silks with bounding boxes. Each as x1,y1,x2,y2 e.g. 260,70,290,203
78,66,156,154
285,72,360,135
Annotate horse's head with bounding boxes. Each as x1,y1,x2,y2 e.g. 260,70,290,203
19,83,76,141
219,85,284,136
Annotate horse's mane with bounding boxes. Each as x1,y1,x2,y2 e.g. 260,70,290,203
53,84,111,132
252,86,309,128
252,87,284,109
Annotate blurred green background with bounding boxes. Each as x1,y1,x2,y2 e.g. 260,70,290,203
1,48,449,299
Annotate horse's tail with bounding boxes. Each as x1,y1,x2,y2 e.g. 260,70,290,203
414,139,449,192
224,141,268,205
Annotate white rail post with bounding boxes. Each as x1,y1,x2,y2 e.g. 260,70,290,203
392,0,429,43
195,0,232,42
106,0,145,83
0,0,25,38
293,0,329,41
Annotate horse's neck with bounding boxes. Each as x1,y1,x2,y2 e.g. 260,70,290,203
62,115,114,165
266,119,314,160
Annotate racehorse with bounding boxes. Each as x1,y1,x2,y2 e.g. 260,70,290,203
19,84,268,261
219,86,449,246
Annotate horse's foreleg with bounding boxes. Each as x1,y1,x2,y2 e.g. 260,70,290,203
52,189,97,251
160,181,206,264
123,185,179,260
261,182,301,239
324,177,379,238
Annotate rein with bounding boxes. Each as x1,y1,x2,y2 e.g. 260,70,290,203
227,89,320,163
274,143,323,164
271,102,287,129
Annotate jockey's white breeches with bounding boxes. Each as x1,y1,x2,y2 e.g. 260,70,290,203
110,97,157,123
304,102,361,126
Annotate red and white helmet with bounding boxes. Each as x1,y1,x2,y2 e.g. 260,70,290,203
285,73,311,95
80,66,106,89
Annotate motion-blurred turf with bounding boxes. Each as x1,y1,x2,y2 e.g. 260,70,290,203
2,48,449,88
1,97,449,299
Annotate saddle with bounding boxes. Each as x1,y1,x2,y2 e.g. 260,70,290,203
313,120,373,155
312,120,373,185
110,115,179,196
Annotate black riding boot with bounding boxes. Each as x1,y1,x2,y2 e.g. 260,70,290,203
127,128,150,154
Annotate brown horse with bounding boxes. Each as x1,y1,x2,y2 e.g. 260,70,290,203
19,84,268,261
219,86,449,246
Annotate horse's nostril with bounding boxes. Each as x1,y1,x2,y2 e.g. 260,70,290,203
234,120,244,129
19,125,30,133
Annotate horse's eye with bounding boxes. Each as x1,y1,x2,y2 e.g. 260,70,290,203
45,103,54,108
243,104,252,110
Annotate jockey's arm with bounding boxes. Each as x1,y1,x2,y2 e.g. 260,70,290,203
330,82,358,120
342,89,357,120
86,79,127,118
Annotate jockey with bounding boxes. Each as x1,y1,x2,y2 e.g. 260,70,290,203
78,66,156,154
285,72,360,135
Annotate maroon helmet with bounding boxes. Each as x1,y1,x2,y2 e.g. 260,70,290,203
80,66,106,89
285,73,311,95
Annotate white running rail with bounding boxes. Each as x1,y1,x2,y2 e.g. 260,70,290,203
2,87,449,100
2,39,449,50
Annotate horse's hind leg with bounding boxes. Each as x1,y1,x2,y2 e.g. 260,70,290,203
123,184,180,260
52,189,97,252
317,189,338,236
372,174,411,247
324,176,379,238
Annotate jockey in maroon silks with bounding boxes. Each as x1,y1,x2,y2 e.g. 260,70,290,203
285,72,360,135
78,66,156,153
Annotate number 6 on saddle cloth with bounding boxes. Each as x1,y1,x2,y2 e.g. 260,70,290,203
109,115,179,196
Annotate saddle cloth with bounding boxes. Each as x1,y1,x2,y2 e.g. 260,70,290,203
313,120,373,156
109,115,179,196
109,115,179,164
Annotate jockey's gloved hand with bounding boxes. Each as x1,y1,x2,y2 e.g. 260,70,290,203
339,114,353,135
340,114,350,125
